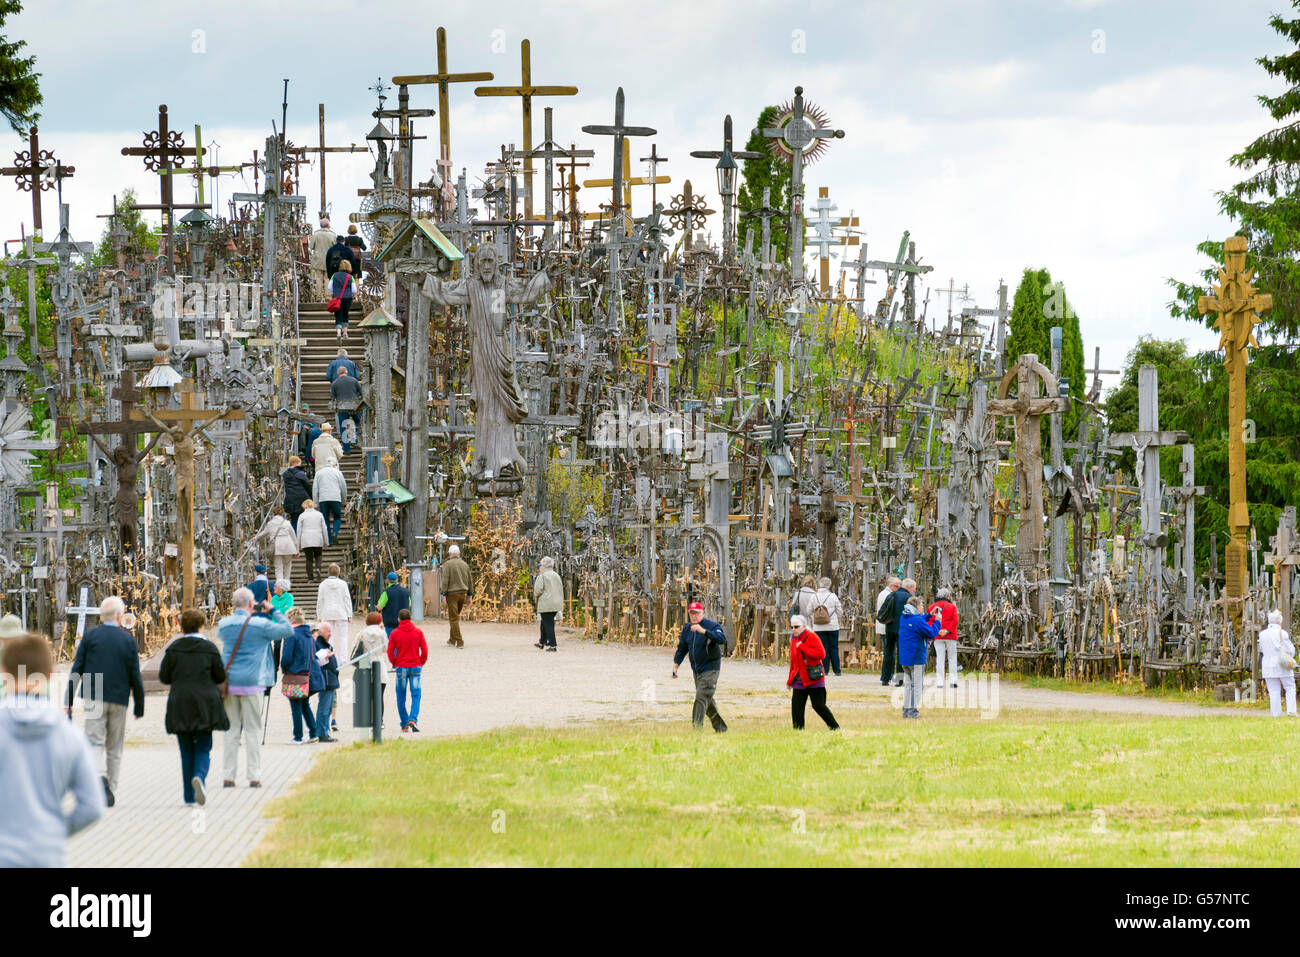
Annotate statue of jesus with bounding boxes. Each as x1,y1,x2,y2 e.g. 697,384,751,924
422,245,551,488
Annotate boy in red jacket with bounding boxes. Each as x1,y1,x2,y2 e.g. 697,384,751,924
386,609,428,733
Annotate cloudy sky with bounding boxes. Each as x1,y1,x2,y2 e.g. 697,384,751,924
4,0,1291,390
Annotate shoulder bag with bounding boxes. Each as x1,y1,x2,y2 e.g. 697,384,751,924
219,615,252,699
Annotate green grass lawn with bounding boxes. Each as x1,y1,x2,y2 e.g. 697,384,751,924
248,706,1300,867
996,671,1269,710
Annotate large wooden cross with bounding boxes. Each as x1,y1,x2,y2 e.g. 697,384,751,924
132,380,245,606
583,139,670,234
293,105,368,217
474,39,576,219
630,339,670,406
393,26,494,168
1198,235,1272,613
0,127,74,233
581,87,656,241
77,378,165,552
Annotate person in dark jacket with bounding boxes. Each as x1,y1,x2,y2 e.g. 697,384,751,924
325,348,359,383
65,596,144,808
298,415,321,478
280,609,321,743
345,224,366,280
325,236,349,278
329,260,355,340
331,368,363,453
282,456,312,530
877,577,914,688
248,565,272,606
314,628,339,742
159,609,229,806
671,601,728,732
898,597,942,719
377,572,410,637
787,615,839,730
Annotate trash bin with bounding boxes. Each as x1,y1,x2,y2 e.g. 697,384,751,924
352,666,372,727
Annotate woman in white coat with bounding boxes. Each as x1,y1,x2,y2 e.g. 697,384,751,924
1259,609,1297,718
798,576,844,677
258,506,299,587
296,500,329,582
316,562,354,664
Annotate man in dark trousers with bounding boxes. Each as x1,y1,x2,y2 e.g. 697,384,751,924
65,596,145,808
330,367,363,454
377,572,410,637
325,235,349,280
877,576,914,687
672,601,728,732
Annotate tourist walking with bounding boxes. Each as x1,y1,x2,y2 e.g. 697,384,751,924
313,463,347,544
331,367,363,454
311,422,344,471
876,576,900,681
271,580,294,615
217,588,293,788
345,222,366,280
326,347,359,383
387,608,427,733
798,576,843,677
159,609,229,806
1259,609,1297,718
0,634,103,866
279,608,319,743
532,556,564,651
877,577,913,688
314,626,339,742
787,615,839,730
64,596,144,808
298,416,321,478
328,260,355,340
248,564,272,605
928,587,960,689
671,601,728,732
440,544,472,648
317,563,354,663
296,500,328,581
898,596,941,719
355,611,389,725
257,505,299,586
377,571,409,637
309,217,336,300
282,455,312,530
325,233,349,281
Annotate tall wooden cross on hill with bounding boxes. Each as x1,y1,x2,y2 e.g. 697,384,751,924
582,88,656,243
689,115,763,263
392,26,494,170
583,139,669,235
474,39,577,219
121,105,209,275
0,128,75,233
299,105,369,217
1198,235,1272,618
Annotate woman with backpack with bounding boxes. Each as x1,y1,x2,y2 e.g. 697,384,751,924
328,259,355,341
798,576,843,677
787,615,839,731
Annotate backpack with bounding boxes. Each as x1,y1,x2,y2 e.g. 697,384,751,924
812,589,832,627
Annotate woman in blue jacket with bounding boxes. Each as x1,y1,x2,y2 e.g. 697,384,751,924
897,597,941,719
281,609,323,743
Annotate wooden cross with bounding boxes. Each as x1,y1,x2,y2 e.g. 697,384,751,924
555,149,591,245
132,380,245,606
294,105,368,217
248,307,307,390
805,186,860,294
583,139,670,233
690,114,763,261
738,487,789,585
630,339,671,405
581,87,656,240
1266,507,1300,632
65,585,97,642
0,127,74,233
664,180,715,252
1197,234,1272,612
393,26,494,167
474,39,576,219
120,105,208,274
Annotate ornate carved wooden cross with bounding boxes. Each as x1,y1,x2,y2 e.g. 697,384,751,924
0,127,74,233
121,105,208,274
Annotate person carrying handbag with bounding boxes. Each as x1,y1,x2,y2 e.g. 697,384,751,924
787,615,839,731
279,608,321,743
1259,609,1298,717
327,260,355,340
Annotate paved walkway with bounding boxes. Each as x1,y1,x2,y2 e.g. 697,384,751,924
64,618,1261,866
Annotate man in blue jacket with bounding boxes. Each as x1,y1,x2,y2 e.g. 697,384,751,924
672,601,728,732
898,596,941,719
217,587,293,787
64,595,144,808
325,347,359,383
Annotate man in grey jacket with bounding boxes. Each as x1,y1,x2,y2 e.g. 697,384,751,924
312,464,347,544
0,634,103,866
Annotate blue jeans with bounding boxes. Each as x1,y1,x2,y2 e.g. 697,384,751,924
819,629,840,675
314,689,336,739
289,695,315,741
337,410,361,453
176,731,212,803
320,500,342,542
395,666,422,726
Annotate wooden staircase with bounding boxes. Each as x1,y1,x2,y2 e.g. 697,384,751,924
289,300,367,621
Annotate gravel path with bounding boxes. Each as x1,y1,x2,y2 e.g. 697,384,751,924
62,617,1260,866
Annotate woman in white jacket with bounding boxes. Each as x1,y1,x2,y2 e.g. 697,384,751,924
799,577,844,677
258,506,299,587
316,562,354,664
295,500,329,582
1259,609,1297,718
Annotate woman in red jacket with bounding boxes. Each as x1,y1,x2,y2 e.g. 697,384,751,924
787,615,840,730
927,588,960,689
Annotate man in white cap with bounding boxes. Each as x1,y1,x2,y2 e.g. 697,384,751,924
309,217,335,300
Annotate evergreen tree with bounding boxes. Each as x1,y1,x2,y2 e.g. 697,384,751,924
737,106,791,264
1008,267,1049,368
1009,267,1087,436
0,1,40,134
1169,1,1300,338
